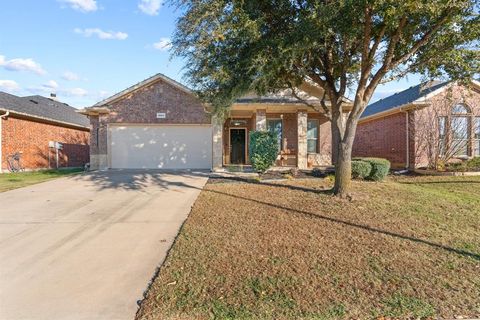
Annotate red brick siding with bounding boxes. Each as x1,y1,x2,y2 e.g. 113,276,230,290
92,78,210,155
353,112,408,168
412,84,480,167
2,116,89,170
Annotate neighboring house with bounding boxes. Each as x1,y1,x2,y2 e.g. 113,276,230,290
353,81,480,169
79,73,350,171
0,92,90,172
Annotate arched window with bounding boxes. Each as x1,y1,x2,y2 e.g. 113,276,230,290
451,104,470,156
451,104,470,114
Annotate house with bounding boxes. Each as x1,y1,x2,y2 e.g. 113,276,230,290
353,81,480,169
0,92,90,172
79,73,350,171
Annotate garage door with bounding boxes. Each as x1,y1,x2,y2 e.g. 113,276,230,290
109,125,212,169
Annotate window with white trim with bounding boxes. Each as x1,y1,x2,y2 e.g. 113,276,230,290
307,119,319,153
438,117,446,155
475,117,480,156
451,104,470,157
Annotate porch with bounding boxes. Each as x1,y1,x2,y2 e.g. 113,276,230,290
212,105,333,170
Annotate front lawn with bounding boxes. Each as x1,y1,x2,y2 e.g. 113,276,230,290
0,168,83,192
137,175,480,319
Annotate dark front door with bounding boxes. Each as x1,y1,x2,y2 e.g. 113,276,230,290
230,129,246,164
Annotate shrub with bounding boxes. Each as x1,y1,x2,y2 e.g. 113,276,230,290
359,157,391,181
311,167,324,178
351,160,372,179
466,157,480,171
249,131,278,173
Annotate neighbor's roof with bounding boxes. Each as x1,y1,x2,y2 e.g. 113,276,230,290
0,92,89,128
361,81,449,118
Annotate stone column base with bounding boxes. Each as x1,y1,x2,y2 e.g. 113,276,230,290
89,154,108,170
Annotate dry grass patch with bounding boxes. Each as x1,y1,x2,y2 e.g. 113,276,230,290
137,175,480,319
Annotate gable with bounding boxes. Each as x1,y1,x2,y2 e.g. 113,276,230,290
100,77,210,125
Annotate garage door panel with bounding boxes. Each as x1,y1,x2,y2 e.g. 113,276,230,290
110,126,212,169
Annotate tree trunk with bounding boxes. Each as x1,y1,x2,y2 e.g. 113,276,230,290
330,109,358,198
333,141,353,198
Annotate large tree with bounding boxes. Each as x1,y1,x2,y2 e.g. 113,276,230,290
171,0,479,197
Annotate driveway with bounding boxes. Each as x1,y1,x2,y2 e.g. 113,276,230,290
0,170,209,320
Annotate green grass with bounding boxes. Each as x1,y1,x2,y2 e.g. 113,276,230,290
137,175,480,320
0,168,83,192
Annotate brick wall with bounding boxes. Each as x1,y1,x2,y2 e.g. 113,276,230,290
413,84,480,167
1,116,90,171
353,112,408,168
92,78,210,156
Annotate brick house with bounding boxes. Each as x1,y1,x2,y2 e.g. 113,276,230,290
79,73,351,171
0,92,90,172
353,81,480,169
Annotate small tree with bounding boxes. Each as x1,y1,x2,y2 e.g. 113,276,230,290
414,86,476,169
249,131,278,172
171,0,479,197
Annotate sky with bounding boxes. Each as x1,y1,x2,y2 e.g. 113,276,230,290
0,0,423,108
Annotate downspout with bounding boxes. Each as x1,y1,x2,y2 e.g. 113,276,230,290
0,111,10,173
404,110,410,170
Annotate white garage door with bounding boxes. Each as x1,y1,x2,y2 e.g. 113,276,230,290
109,125,212,169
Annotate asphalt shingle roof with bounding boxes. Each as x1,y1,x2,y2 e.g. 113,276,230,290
0,92,89,128
362,81,449,118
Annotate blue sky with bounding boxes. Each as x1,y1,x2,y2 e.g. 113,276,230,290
0,0,422,108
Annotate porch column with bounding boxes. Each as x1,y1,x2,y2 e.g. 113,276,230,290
256,109,267,131
212,115,223,171
297,110,308,169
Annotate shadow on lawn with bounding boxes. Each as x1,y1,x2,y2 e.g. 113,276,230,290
78,170,479,261
399,180,480,185
203,187,480,261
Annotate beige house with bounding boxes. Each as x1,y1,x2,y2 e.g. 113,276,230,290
79,73,349,171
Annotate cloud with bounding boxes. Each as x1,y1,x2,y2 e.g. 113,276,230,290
62,87,89,97
0,54,46,75
74,28,128,40
59,0,98,12
27,81,87,97
153,38,172,51
0,80,20,93
62,71,80,81
43,80,59,90
138,0,162,15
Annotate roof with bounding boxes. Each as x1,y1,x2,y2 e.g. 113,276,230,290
362,81,449,118
93,73,193,107
88,72,351,112
0,92,89,128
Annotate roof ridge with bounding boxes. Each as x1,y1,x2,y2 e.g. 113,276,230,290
93,73,192,107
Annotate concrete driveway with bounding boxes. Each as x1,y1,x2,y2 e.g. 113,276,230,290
0,170,209,320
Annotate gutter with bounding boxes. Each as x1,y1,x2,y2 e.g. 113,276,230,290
0,108,89,131
358,101,429,124
0,111,10,173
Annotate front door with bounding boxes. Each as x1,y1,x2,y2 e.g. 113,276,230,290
230,129,246,164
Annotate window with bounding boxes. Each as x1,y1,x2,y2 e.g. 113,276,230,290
451,116,469,156
267,119,282,151
438,117,446,155
452,104,469,114
307,119,319,153
475,117,480,156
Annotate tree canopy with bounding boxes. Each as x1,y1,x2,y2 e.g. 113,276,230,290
172,0,479,115
171,0,479,196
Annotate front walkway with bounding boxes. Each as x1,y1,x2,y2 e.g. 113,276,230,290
0,170,208,320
